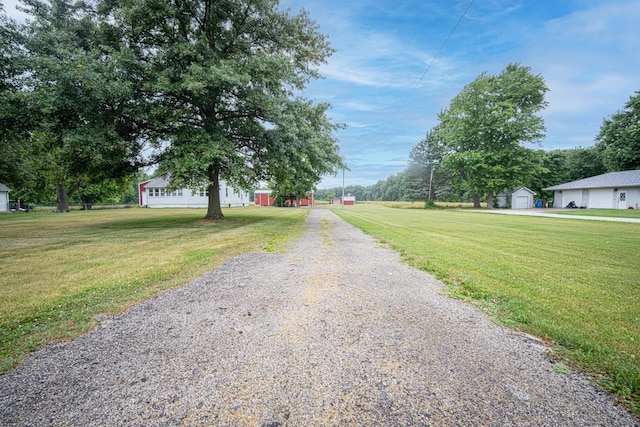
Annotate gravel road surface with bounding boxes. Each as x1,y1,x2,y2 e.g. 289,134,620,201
1,207,637,426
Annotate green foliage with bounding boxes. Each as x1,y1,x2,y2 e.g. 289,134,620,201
266,99,346,202
596,90,640,171
434,63,549,207
14,0,146,212
0,7,34,189
424,199,436,209
107,0,341,219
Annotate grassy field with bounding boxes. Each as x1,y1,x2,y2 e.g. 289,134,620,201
333,204,640,414
0,207,308,373
554,208,640,219
365,201,477,209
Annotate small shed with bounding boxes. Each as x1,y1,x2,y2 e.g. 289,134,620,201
0,183,10,212
497,187,536,209
331,193,356,206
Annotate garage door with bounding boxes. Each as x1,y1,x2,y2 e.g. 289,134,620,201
514,196,529,209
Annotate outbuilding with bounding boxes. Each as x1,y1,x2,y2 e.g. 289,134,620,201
0,183,10,212
254,190,275,206
331,193,356,206
544,170,640,209
497,187,536,209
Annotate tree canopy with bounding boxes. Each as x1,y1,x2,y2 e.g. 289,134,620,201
105,0,342,218
1,0,343,215
596,90,640,171
7,0,146,212
434,63,549,207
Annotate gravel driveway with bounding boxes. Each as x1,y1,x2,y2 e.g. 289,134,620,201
1,207,637,426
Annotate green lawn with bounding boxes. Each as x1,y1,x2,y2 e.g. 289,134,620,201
554,208,640,219
333,204,640,414
0,207,308,373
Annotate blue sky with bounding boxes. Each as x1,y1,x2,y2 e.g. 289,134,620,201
277,0,640,188
4,0,640,189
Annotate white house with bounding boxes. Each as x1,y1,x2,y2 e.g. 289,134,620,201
497,187,536,209
139,176,249,208
0,183,10,212
544,170,640,209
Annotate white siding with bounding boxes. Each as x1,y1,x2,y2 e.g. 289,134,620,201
559,190,583,208
0,191,8,212
511,188,535,209
143,181,248,208
619,187,640,210
589,188,616,209
554,186,640,209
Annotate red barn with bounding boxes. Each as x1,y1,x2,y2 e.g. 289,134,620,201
285,193,315,207
254,190,275,206
255,190,315,207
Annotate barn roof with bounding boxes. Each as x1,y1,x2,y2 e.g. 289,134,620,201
544,170,640,191
0,183,11,192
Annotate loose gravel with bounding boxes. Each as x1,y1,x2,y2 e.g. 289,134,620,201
1,207,637,426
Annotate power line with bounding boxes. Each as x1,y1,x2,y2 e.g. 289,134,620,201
412,0,474,92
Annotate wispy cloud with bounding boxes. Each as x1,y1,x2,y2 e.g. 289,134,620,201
5,0,638,187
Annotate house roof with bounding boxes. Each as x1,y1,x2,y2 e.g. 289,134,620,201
0,183,10,192
144,176,171,188
544,170,640,191
498,187,536,196
513,187,536,195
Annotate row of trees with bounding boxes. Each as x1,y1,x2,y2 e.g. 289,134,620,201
320,66,637,206
1,0,344,217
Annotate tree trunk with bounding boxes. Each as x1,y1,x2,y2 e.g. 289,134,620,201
486,190,494,209
473,194,481,208
56,182,70,213
205,166,224,220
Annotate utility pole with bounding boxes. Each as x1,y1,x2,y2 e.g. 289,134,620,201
342,168,345,210
428,165,434,200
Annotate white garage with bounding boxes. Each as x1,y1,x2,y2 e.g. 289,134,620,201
497,187,536,209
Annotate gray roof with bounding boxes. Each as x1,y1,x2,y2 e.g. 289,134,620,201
0,183,11,192
498,187,536,196
543,170,640,191
144,176,171,188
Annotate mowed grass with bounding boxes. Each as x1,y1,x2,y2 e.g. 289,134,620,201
555,208,640,219
333,204,640,413
0,207,308,373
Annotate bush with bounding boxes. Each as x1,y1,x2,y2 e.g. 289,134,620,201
424,199,436,209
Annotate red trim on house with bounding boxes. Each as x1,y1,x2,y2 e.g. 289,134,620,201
139,180,151,206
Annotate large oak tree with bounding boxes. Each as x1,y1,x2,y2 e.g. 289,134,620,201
109,0,340,219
